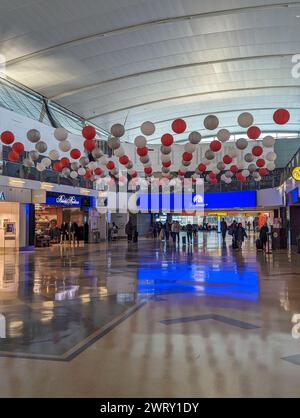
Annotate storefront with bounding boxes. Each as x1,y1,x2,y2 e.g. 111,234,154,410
0,183,34,250
34,191,96,246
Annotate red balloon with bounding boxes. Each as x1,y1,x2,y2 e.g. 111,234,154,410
85,169,92,179
256,158,265,168
223,155,232,165
84,139,96,152
162,160,171,168
236,173,246,183
8,150,19,162
161,133,174,146
137,147,148,157
82,125,96,140
106,161,115,170
12,142,24,154
210,140,222,152
182,152,193,162
53,162,62,172
1,131,15,145
198,163,206,172
252,145,263,157
94,167,103,176
130,171,137,178
70,148,81,159
119,155,129,165
209,172,217,180
211,178,218,185
178,170,185,177
247,126,261,140
60,157,70,167
273,108,290,125
144,167,152,175
230,165,239,173
259,168,268,176
172,118,186,134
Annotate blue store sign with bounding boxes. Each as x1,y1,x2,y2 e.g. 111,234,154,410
46,192,93,207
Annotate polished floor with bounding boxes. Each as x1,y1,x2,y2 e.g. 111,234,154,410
0,232,300,397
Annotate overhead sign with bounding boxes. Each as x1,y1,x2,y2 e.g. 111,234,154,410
0,191,5,201
291,166,300,181
46,192,92,207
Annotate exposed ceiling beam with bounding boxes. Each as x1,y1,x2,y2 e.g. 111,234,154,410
87,85,300,120
5,2,300,67
50,53,294,100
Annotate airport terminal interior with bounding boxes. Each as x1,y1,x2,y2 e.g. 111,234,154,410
0,0,300,399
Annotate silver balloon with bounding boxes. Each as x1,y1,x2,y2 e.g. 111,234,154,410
92,148,103,159
114,147,125,158
126,162,133,169
161,154,171,163
49,149,60,160
263,135,275,148
79,157,89,167
141,121,155,136
71,162,79,171
248,163,257,173
36,162,45,172
62,167,71,177
205,150,215,160
229,147,239,158
184,143,196,153
59,140,71,152
188,131,202,144
244,153,254,163
242,169,250,177
23,158,33,167
35,141,48,153
29,150,39,161
182,160,191,167
266,152,277,161
99,156,108,165
224,177,232,184
217,162,226,171
41,157,51,167
236,137,248,150
161,145,172,155
78,167,86,176
70,171,78,179
266,162,276,171
108,137,121,150
162,167,170,173
217,129,230,143
238,112,254,128
27,129,41,143
204,115,219,130
140,156,149,164
254,175,261,182
110,123,125,138
54,127,68,142
253,171,260,179
88,161,98,170
134,135,147,148
111,168,119,176
225,171,234,178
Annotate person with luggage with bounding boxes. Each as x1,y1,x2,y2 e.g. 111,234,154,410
220,218,228,241
233,223,248,250
259,222,269,252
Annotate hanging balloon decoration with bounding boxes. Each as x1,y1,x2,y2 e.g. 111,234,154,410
262,135,275,148
1,131,15,145
252,145,263,157
236,137,248,150
110,123,125,138
8,150,19,162
82,125,96,140
189,131,201,144
70,149,81,160
217,129,231,143
12,142,24,154
36,141,48,153
204,115,219,130
273,108,290,125
27,129,40,143
210,140,222,152
84,139,96,152
238,112,254,128
247,126,261,140
256,158,265,168
223,155,233,165
172,118,186,134
141,121,155,136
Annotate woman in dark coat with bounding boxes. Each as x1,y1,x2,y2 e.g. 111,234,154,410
234,223,248,250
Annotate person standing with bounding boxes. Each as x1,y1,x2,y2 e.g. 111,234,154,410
172,221,180,245
125,221,133,242
233,223,248,250
220,218,228,241
259,222,269,252
186,222,193,245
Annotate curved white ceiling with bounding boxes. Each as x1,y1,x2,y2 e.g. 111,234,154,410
1,0,300,143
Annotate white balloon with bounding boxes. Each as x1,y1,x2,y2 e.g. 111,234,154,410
41,157,51,167
88,161,98,170
70,171,78,179
266,162,276,171
188,131,202,144
79,157,89,167
62,167,71,177
23,158,34,167
238,112,254,128
92,148,103,159
99,156,108,165
134,135,147,148
229,147,239,158
78,167,86,176
237,162,245,170
242,169,250,177
36,162,45,172
184,143,196,153
266,151,277,161
108,137,121,150
217,129,230,142
263,135,275,148
49,150,60,160
161,154,171,163
110,123,125,138
248,163,257,172
54,127,68,142
217,162,226,171
59,140,71,152
254,174,262,182
141,121,155,136
224,177,232,184
114,147,125,157
225,170,234,178
29,150,39,161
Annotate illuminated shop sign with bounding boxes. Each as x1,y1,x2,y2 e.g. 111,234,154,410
291,166,300,181
0,191,5,201
46,192,92,207
137,191,257,211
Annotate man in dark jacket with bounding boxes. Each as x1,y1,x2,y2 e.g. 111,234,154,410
220,218,228,241
234,223,248,250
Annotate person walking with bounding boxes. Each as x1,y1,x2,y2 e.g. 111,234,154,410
186,222,193,245
220,218,228,241
125,221,133,242
259,222,269,252
233,223,248,250
172,221,180,245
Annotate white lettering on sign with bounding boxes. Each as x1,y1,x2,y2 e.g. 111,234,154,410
0,191,5,201
192,194,204,205
56,195,80,205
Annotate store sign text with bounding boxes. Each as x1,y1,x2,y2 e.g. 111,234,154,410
56,195,80,205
